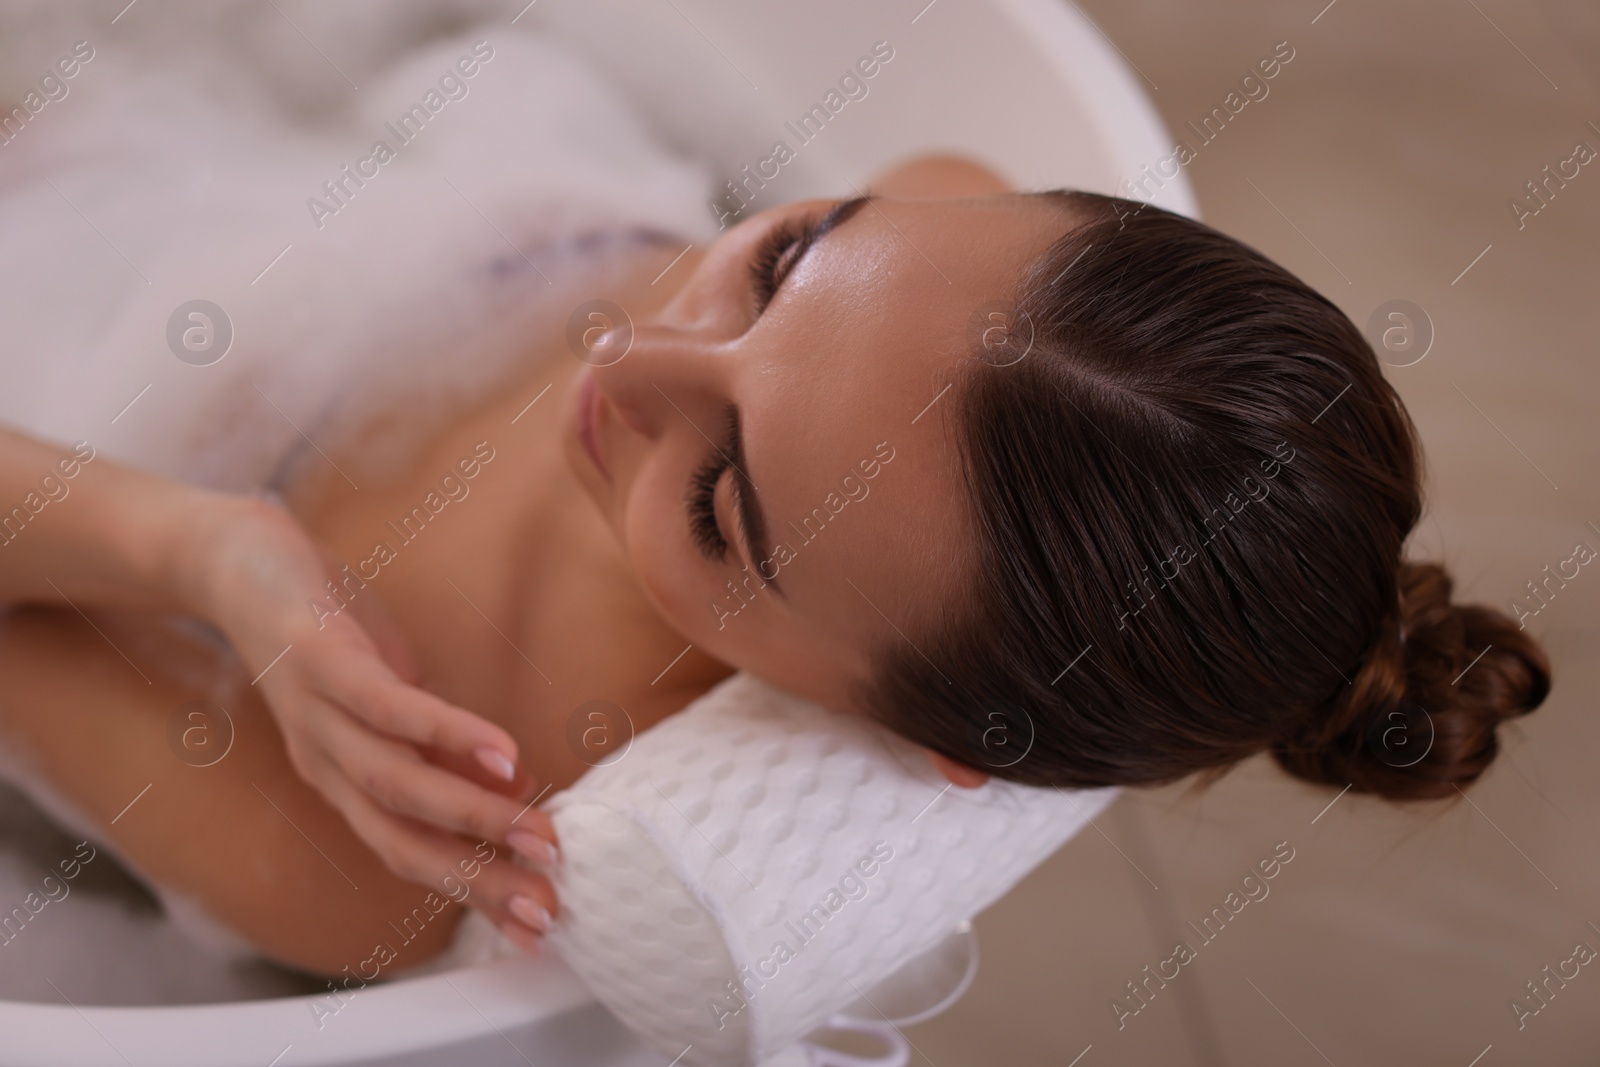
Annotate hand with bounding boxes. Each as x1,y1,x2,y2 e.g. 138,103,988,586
176,492,560,949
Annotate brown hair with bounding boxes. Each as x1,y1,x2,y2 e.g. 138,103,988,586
859,192,1550,801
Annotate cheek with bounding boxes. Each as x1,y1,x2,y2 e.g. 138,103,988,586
622,457,720,634
620,455,800,677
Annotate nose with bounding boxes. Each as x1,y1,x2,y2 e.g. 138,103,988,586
590,321,736,440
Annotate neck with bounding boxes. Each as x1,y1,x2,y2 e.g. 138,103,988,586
296,244,736,783
478,364,736,739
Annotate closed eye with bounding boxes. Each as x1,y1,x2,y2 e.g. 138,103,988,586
687,450,731,561
746,195,873,316
687,405,740,562
747,215,818,316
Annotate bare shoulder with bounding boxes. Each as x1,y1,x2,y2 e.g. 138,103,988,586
866,153,1014,198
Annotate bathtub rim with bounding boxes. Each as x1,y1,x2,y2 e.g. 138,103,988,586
0,956,594,1067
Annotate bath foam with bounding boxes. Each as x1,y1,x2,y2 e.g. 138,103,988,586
532,672,1120,1066
0,25,716,495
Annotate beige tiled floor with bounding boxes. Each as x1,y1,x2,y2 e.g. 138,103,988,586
909,1,1600,1063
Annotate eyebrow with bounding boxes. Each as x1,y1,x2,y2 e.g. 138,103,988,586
804,194,874,260
724,406,783,599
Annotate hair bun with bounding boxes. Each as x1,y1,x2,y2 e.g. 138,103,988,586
1272,561,1551,800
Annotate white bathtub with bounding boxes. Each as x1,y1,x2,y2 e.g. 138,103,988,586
0,0,1192,1063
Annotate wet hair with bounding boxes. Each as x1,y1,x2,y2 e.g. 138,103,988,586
857,191,1550,802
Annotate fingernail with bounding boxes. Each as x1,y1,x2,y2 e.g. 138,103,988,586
474,746,516,781
507,830,559,867
508,894,552,934
500,920,542,956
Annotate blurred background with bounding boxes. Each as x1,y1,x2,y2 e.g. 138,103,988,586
910,1,1600,1063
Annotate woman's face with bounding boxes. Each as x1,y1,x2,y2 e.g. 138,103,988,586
561,193,1063,713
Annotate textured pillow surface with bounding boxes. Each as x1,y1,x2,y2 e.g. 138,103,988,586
543,673,1121,1066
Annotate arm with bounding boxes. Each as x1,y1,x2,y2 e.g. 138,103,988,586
0,425,559,946
865,153,1014,198
0,427,204,611
0,603,477,974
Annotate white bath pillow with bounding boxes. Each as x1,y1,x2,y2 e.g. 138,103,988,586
540,672,1120,1066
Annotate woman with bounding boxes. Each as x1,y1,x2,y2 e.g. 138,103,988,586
0,155,1550,976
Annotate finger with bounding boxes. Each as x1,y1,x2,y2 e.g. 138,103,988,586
494,917,545,956
417,743,539,801
325,772,558,925
278,721,555,949
321,711,560,857
315,653,522,778
459,840,559,930
349,597,424,687
312,555,425,687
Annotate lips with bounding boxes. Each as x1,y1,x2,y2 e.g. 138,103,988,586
576,371,609,479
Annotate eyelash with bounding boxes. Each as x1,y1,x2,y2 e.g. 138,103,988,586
687,451,730,562
688,406,743,563
690,210,824,562
747,213,821,314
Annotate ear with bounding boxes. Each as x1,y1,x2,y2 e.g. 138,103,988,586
926,750,990,789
